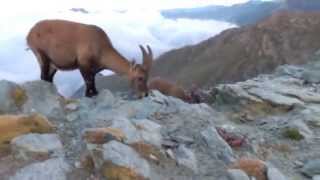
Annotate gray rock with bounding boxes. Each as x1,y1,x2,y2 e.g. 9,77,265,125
201,126,234,164
302,159,320,177
133,119,162,147
227,169,250,180
300,105,320,127
171,135,194,145
110,116,141,144
93,89,116,108
22,80,65,121
10,158,71,180
0,80,23,113
247,87,304,107
267,167,288,180
275,65,304,79
174,145,198,173
214,69,320,110
89,140,150,179
302,69,320,84
313,175,320,180
113,98,164,119
11,133,64,161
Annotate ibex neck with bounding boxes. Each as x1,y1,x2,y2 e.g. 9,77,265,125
100,48,131,76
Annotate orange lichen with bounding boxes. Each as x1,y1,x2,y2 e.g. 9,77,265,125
101,161,146,180
229,158,267,180
10,87,28,108
130,142,161,163
83,128,126,144
0,113,55,151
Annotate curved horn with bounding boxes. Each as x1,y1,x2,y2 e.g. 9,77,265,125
140,45,153,72
139,45,147,60
147,45,153,59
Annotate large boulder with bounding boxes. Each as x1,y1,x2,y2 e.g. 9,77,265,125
302,159,320,178
0,80,27,114
22,81,65,121
88,140,151,180
9,158,71,180
201,126,234,163
11,133,63,161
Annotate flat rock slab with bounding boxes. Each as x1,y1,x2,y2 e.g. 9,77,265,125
11,133,63,161
302,159,320,177
201,126,234,164
227,169,250,180
102,141,150,179
267,167,288,180
313,175,320,180
10,158,71,180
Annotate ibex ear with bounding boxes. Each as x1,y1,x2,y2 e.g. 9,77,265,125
129,59,137,72
139,45,153,73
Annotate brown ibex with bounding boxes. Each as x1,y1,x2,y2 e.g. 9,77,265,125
148,77,191,102
27,19,153,97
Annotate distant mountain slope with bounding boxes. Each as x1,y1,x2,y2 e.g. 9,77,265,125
73,11,320,97
151,11,320,88
161,0,285,26
161,0,320,26
287,0,320,11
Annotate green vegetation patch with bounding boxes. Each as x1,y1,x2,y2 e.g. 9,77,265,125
282,128,304,141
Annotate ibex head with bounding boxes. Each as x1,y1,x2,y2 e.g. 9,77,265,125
129,45,153,98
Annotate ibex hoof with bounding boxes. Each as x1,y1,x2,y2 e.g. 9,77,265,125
85,90,98,98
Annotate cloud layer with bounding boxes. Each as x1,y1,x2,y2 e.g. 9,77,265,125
0,8,236,96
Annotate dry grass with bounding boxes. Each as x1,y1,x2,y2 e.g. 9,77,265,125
83,128,126,144
230,158,267,180
0,114,55,151
10,87,28,108
130,142,162,163
101,161,146,180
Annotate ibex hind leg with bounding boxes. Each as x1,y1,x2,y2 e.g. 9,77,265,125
47,64,57,83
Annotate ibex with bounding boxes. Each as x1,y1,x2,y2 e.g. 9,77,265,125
148,77,191,102
27,19,153,97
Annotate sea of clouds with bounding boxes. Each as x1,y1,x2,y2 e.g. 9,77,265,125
0,6,236,96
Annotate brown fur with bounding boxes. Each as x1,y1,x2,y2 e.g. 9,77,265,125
27,19,153,97
0,114,55,151
148,77,191,102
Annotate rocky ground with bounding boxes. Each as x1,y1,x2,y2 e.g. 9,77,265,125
1,60,320,179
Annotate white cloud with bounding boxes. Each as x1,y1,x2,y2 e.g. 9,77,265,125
1,0,250,13
0,3,237,96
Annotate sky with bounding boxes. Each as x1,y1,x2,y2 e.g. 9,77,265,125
2,0,251,12
0,0,249,96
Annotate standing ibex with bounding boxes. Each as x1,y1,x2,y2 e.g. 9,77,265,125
27,19,153,97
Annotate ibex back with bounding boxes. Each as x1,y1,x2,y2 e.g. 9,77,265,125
27,19,153,97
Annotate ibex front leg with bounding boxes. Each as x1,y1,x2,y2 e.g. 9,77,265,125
79,66,98,97
33,50,51,82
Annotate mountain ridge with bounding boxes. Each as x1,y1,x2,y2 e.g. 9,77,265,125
150,11,320,89
161,0,320,26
